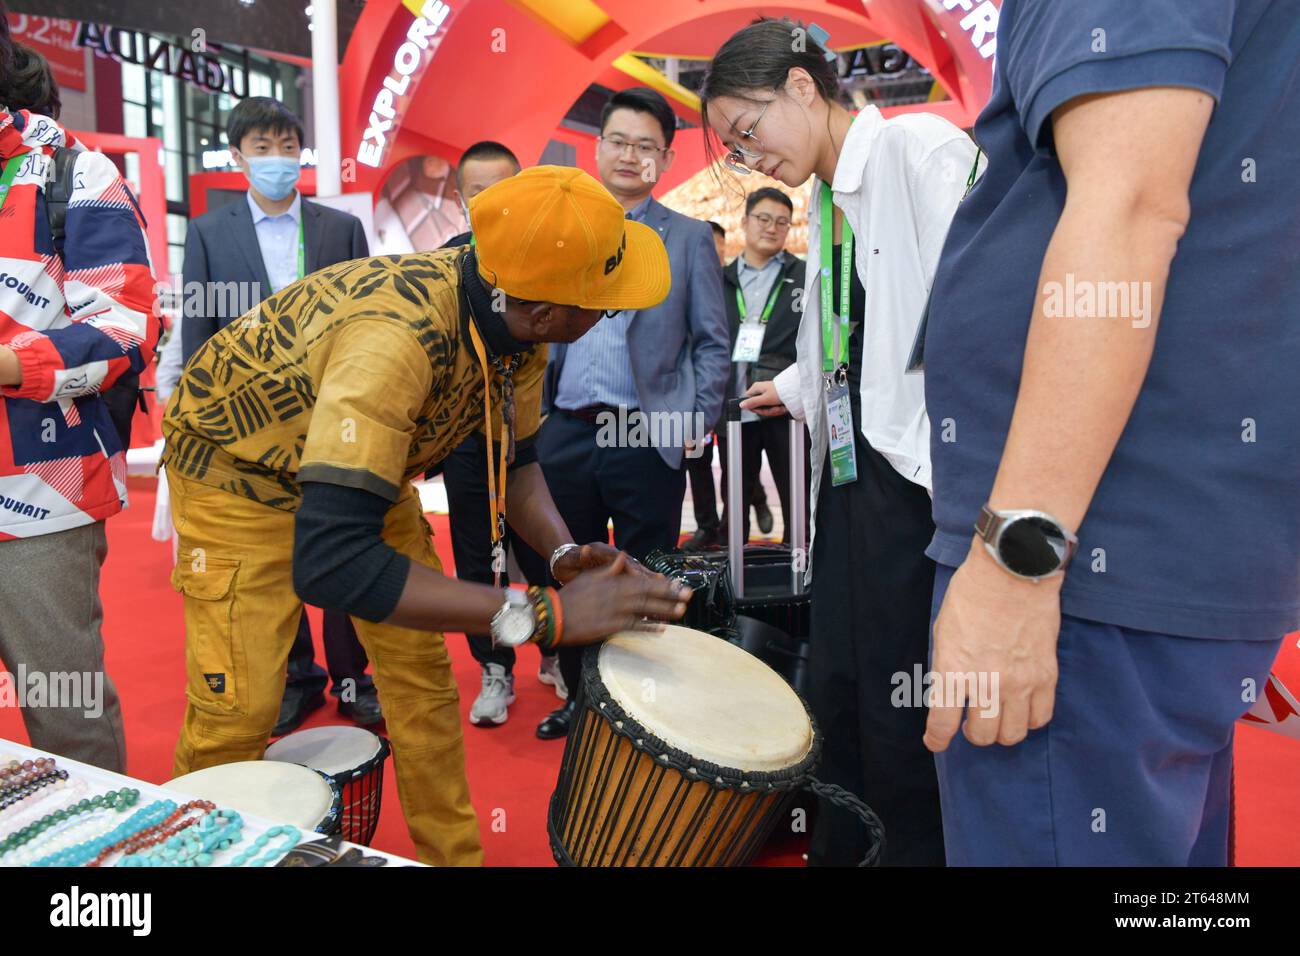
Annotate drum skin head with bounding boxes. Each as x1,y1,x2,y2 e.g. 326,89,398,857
265,726,382,777
167,760,335,828
597,624,813,772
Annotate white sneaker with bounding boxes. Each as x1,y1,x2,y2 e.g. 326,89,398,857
537,655,568,700
470,663,516,726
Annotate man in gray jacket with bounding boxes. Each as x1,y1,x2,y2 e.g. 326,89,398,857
532,87,730,739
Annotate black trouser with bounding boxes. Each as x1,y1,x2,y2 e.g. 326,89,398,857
285,610,374,698
685,438,719,533
716,415,809,544
443,435,554,673
518,411,688,698
806,424,944,866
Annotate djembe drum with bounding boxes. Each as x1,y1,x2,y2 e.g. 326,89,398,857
266,726,390,846
167,760,342,836
548,624,883,867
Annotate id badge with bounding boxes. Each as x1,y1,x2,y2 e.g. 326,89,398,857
825,381,859,486
732,321,766,363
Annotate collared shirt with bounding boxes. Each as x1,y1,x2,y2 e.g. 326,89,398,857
248,190,303,294
770,105,980,578
733,250,785,423
553,195,652,411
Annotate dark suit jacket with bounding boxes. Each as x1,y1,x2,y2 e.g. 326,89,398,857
181,194,368,363
722,252,807,400
542,197,730,469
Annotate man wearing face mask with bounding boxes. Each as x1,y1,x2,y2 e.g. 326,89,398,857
180,96,377,736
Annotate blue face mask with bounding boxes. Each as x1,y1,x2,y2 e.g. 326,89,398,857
243,155,301,201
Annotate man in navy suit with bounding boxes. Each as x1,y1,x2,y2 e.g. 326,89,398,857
531,87,730,739
180,96,377,735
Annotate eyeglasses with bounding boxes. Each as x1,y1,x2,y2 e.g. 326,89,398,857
749,212,791,230
599,135,668,158
723,97,776,175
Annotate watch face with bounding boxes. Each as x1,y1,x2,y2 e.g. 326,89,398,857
500,608,535,646
998,515,1070,577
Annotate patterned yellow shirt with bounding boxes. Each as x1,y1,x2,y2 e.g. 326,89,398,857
162,248,546,511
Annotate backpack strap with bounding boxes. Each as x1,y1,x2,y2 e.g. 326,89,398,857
45,146,79,254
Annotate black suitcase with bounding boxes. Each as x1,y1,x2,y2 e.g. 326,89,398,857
646,399,811,693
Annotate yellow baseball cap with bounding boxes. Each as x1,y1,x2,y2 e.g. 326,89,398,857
469,165,671,311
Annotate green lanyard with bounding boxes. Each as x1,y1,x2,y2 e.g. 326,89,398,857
296,216,306,280
0,157,25,214
734,274,782,325
819,183,854,375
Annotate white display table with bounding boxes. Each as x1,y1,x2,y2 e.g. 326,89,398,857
0,739,421,867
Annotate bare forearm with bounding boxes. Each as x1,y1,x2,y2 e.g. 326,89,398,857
384,561,504,632
505,461,573,560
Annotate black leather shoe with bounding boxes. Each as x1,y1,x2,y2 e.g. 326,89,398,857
536,699,577,740
338,690,383,727
754,499,774,535
273,688,325,737
682,526,721,552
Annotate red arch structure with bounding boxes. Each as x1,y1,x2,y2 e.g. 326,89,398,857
338,0,999,196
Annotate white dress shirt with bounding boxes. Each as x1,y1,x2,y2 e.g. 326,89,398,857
771,106,983,576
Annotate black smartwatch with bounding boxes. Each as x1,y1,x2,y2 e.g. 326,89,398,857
974,504,1078,581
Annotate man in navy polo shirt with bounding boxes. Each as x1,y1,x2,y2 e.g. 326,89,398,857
923,0,1297,865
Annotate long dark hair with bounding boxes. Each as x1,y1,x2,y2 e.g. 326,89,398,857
699,18,846,171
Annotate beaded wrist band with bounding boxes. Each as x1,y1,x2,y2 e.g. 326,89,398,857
88,799,216,867
0,777,88,836
526,586,563,650
0,787,140,857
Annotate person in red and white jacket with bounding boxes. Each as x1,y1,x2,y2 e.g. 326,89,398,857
0,94,159,772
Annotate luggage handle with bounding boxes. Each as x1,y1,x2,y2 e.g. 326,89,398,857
725,399,808,599
805,777,886,867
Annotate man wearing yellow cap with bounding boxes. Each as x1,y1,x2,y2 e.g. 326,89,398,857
160,166,692,866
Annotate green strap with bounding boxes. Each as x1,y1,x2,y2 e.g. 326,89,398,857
734,270,783,325
819,182,854,374
0,156,26,215
296,215,306,280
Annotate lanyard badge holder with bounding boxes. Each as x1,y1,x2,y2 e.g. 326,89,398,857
468,321,519,587
820,184,857,487
731,279,782,364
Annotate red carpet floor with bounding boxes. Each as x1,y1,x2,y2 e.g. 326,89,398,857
1,476,1296,866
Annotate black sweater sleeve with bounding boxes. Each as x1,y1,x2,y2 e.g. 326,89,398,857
293,481,412,623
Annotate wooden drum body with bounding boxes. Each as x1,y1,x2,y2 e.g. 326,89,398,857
548,625,824,867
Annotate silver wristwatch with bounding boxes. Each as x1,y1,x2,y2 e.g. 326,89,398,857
549,543,580,580
974,504,1078,581
490,589,538,647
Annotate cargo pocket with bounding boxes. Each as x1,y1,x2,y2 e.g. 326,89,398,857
172,553,246,717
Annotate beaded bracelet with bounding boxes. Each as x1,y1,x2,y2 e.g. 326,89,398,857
526,586,564,650
120,809,245,867
3,807,122,867
0,758,59,800
30,798,170,868
0,787,139,857
88,800,216,867
229,824,301,867
0,772,76,832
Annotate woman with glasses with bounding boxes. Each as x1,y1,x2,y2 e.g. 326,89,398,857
699,17,982,867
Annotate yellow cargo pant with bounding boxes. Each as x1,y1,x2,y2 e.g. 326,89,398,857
167,469,483,866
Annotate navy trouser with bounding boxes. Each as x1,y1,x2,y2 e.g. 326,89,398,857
930,562,1283,866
